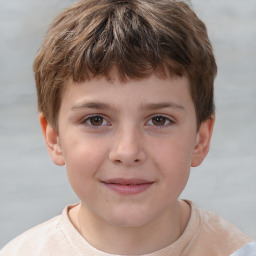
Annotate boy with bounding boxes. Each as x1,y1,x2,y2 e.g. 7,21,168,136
1,0,255,255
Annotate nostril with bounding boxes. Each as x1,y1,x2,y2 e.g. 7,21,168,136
109,147,146,166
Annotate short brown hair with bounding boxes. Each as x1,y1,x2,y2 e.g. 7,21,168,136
34,0,217,130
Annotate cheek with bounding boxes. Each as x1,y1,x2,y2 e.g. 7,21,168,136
61,137,108,192
151,135,195,170
157,149,191,201
62,134,108,166
150,136,194,192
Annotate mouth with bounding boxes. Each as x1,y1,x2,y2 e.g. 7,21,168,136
101,178,154,195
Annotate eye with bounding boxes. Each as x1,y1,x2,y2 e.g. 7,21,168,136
84,115,109,126
147,115,173,127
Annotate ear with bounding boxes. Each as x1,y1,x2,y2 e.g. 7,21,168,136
39,113,65,166
191,115,215,167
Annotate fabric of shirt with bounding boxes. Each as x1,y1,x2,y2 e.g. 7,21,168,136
0,201,252,256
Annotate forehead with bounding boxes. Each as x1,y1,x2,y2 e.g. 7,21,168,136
61,73,194,112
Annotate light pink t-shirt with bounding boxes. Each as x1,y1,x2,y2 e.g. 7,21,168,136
0,201,252,256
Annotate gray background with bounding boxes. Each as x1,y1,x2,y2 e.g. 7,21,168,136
0,0,255,249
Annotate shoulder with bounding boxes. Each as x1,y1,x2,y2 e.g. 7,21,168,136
198,207,251,241
0,205,81,256
0,215,62,256
190,204,252,255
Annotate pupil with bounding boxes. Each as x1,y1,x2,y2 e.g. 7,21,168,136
90,116,103,126
153,116,165,125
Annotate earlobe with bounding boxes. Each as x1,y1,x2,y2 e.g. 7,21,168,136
191,115,215,167
39,113,65,166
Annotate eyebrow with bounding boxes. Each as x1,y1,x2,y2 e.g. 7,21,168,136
139,102,185,111
71,101,185,112
71,102,113,111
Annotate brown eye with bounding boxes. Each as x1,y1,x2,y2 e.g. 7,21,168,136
88,116,104,126
151,116,168,126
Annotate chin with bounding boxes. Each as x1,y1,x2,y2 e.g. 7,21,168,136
106,207,152,228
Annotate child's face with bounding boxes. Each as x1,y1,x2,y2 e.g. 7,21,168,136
42,72,213,228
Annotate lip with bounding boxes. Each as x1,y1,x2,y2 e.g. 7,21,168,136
101,178,154,195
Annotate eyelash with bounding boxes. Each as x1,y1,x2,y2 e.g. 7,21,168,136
82,115,110,127
82,114,174,128
146,115,174,127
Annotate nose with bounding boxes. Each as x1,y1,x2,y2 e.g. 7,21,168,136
109,127,146,166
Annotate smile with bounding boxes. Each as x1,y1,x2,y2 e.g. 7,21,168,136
101,178,154,195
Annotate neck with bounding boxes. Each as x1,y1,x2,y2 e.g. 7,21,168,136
69,200,190,255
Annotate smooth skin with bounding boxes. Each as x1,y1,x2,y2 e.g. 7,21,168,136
40,72,214,255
